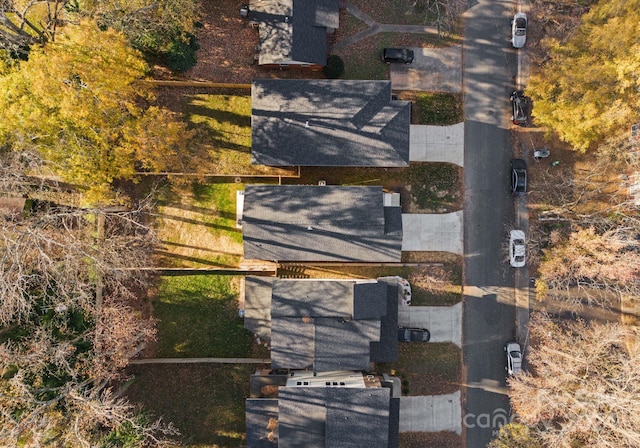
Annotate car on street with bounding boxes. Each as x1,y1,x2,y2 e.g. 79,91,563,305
511,12,527,48
511,158,527,196
510,90,528,126
398,327,430,342
505,342,523,375
509,229,526,268
381,48,414,64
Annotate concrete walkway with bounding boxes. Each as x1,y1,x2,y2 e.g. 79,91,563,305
410,123,465,166
332,1,439,52
401,211,464,255
400,391,462,434
398,303,462,347
130,358,271,364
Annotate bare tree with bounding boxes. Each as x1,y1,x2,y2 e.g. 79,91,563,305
0,0,68,57
414,0,467,35
508,314,640,448
0,152,175,444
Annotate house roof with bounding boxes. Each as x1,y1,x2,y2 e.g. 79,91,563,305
244,277,399,371
276,386,393,448
242,185,403,262
246,398,279,447
252,0,339,65
251,79,411,167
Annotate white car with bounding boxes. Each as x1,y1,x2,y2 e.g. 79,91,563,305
509,229,526,268
505,342,523,375
511,12,527,48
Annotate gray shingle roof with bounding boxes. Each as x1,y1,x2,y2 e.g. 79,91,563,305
252,80,411,167
244,277,275,341
276,387,392,448
325,387,391,448
242,185,403,262
244,277,399,371
252,0,339,65
246,398,279,447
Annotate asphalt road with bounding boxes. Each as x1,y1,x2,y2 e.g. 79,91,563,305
462,0,521,446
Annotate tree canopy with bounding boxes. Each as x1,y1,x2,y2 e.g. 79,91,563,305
507,315,640,448
0,20,192,204
528,0,640,151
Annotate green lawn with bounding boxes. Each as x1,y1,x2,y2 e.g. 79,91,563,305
125,363,256,447
377,343,461,395
154,275,268,358
350,0,439,26
413,92,464,125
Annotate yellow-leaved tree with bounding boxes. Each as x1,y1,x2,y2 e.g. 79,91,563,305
528,0,640,151
0,19,192,203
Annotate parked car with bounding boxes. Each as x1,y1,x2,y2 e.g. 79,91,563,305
509,229,526,268
381,48,414,64
398,327,430,342
510,90,528,126
511,158,527,196
511,12,527,48
505,342,522,375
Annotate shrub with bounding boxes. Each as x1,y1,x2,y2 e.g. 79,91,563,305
324,55,344,78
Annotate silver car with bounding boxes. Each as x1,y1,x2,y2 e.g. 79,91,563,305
511,13,527,48
505,342,522,375
509,229,526,268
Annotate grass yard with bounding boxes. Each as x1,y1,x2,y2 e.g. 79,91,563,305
397,91,464,125
125,363,257,447
400,431,462,448
153,275,268,358
376,343,461,396
155,182,244,268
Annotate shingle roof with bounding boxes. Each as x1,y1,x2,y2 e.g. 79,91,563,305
244,277,275,341
276,387,392,448
252,80,411,167
253,0,339,65
242,185,403,262
244,277,399,371
246,398,280,447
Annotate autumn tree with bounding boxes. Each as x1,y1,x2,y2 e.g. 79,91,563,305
0,19,193,204
507,314,640,448
81,0,200,70
0,0,68,59
527,0,640,151
488,422,540,448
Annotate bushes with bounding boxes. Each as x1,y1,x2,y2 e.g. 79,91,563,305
324,55,344,78
165,32,200,72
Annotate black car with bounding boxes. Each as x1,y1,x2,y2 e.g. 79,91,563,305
510,90,528,126
397,327,431,342
381,48,414,64
511,158,527,196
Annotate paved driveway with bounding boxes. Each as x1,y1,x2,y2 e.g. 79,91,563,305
409,123,464,166
398,303,462,347
401,211,464,255
390,45,463,92
399,391,462,434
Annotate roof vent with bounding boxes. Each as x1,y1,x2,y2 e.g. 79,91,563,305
318,180,326,186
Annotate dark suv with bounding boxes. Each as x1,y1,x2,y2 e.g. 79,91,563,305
511,158,527,196
510,90,528,126
381,48,414,64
